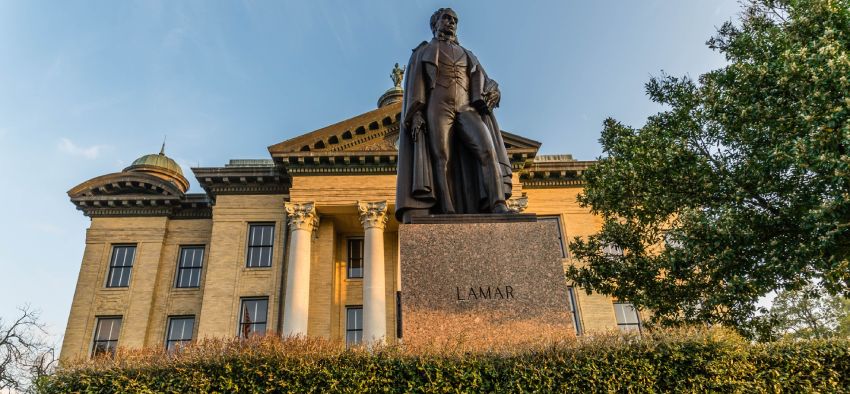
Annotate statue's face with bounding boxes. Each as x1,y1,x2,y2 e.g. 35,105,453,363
435,12,457,37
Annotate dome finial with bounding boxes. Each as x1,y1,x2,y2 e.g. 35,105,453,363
160,136,167,155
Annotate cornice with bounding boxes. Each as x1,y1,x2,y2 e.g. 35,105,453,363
70,193,213,219
518,160,595,189
192,165,290,198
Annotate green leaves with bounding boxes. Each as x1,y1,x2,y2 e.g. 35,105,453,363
38,333,850,393
568,0,850,336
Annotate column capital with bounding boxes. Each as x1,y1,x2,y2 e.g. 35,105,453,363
285,202,318,232
358,200,389,230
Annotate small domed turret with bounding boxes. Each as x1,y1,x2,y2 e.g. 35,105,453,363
124,143,189,192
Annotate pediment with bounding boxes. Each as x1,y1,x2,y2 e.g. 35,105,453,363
268,102,403,156
268,100,541,160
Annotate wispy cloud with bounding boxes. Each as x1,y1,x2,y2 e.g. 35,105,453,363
317,1,356,55
30,222,63,235
57,138,107,159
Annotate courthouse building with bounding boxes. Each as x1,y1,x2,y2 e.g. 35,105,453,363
59,77,642,360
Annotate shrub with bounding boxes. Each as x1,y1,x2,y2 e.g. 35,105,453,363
40,329,850,393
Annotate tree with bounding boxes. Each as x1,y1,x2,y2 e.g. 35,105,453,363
566,0,850,337
0,306,56,393
768,284,850,339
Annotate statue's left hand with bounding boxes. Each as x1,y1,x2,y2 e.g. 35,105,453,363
484,88,501,111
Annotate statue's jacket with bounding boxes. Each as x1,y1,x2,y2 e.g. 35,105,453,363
395,38,513,221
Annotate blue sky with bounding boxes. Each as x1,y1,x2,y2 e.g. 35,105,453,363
0,1,740,348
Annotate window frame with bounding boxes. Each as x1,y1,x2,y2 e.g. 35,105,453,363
165,315,195,351
538,216,567,258
91,316,122,358
345,305,363,346
245,223,275,268
238,297,269,338
346,237,364,279
174,245,205,288
105,244,136,288
613,302,642,333
566,286,583,335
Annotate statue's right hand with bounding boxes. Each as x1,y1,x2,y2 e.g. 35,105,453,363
411,112,426,141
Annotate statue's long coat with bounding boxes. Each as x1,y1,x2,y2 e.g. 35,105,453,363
395,39,513,221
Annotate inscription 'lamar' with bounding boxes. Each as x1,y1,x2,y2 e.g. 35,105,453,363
456,286,514,301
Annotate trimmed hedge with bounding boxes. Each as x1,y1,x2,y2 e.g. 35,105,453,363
41,330,850,393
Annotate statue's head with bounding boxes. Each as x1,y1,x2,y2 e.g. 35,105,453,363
430,8,458,38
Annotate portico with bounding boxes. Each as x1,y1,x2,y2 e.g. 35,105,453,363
282,200,392,343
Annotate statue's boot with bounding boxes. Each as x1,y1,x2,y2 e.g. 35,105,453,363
492,202,511,214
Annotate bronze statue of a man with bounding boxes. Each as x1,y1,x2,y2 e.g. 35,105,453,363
395,8,513,223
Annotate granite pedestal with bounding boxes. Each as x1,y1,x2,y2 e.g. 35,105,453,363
399,217,574,350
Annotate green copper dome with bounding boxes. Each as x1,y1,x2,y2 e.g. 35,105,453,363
127,152,184,177
123,147,189,192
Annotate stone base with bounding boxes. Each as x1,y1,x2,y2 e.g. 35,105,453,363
399,218,574,351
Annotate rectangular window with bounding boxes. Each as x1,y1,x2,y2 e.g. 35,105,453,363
166,316,195,351
106,245,136,287
91,317,122,357
175,246,204,288
539,216,567,258
346,306,363,346
246,224,275,268
567,287,583,335
613,302,641,332
239,298,268,338
347,238,364,278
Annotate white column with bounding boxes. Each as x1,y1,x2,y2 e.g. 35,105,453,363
358,200,389,343
282,202,318,337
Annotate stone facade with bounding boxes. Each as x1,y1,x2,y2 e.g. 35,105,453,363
60,92,639,362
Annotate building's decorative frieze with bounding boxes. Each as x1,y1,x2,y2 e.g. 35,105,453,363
518,159,595,188
285,202,318,232
358,200,389,230
520,179,586,188
79,207,176,217
70,193,213,219
286,164,398,175
507,194,529,213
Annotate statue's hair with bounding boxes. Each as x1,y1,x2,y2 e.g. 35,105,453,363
429,8,457,35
